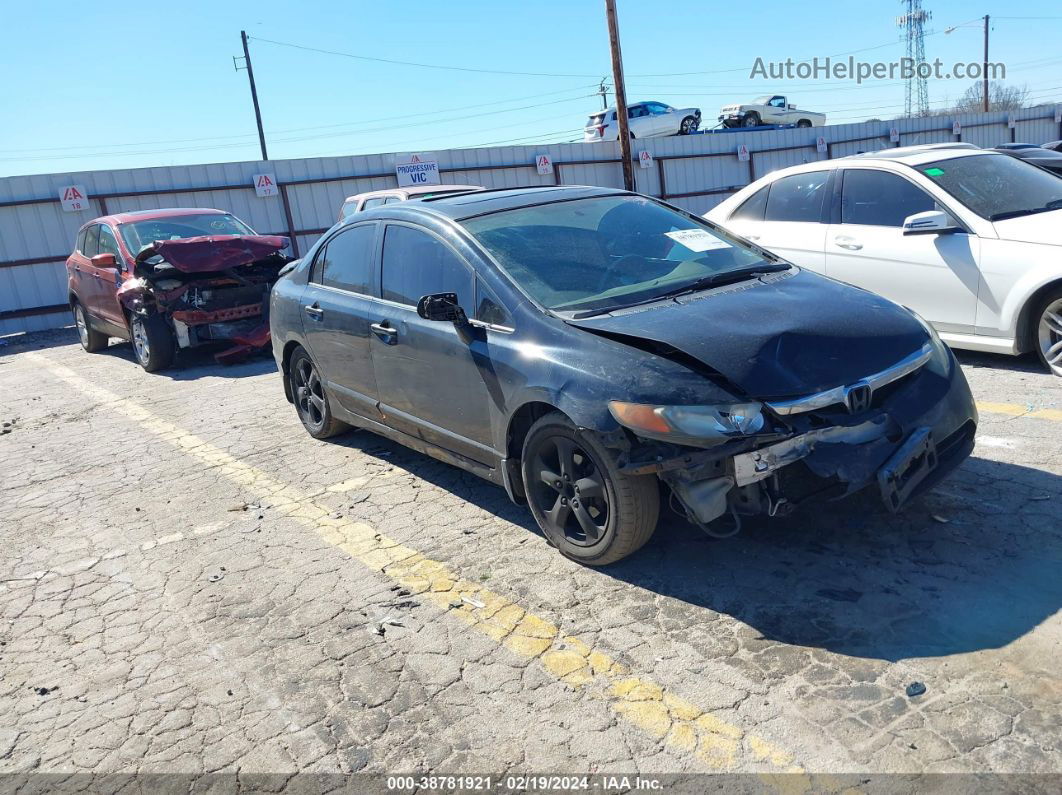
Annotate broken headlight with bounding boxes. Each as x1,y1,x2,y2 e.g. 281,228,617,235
910,311,952,377
609,400,766,447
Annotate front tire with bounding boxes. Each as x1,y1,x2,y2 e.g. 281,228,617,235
1034,289,1062,376
288,347,348,438
521,412,659,566
73,302,108,353
742,112,761,128
679,115,699,135
131,314,175,372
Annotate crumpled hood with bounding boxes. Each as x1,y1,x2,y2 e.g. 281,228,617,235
134,234,289,273
570,269,929,400
991,209,1062,245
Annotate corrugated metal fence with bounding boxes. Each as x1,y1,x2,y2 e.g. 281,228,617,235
2,106,1059,335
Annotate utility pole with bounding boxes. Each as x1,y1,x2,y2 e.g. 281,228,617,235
604,0,634,192
982,15,990,112
598,78,610,110
235,30,269,161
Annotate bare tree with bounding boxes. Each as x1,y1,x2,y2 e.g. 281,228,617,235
954,82,1029,113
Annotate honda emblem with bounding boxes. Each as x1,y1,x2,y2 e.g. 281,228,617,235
845,384,873,413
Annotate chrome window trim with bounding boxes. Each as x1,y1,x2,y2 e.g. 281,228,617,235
766,343,934,416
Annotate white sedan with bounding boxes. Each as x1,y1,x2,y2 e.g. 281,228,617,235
705,145,1062,375
584,101,700,142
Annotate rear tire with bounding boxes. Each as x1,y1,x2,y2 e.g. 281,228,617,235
73,302,108,353
521,412,659,566
1033,288,1062,376
797,119,812,128
288,347,349,438
131,314,175,372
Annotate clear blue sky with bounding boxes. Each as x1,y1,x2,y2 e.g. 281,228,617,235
2,0,1060,176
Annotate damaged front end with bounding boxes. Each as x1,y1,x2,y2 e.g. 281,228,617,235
121,235,291,364
602,339,977,537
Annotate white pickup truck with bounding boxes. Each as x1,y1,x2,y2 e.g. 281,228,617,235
718,95,826,128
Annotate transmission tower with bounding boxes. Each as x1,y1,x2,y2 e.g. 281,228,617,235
897,0,932,116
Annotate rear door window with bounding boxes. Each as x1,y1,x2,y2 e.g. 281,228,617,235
764,171,830,223
317,224,376,294
841,169,936,227
380,224,474,309
362,197,390,210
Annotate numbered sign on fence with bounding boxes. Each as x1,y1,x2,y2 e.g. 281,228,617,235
59,185,89,212
535,154,554,175
252,173,278,197
638,150,653,169
737,144,750,162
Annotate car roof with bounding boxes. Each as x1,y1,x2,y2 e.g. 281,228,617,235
594,101,663,113
761,147,999,178
341,184,483,203
354,185,629,222
998,147,1062,161
88,207,229,226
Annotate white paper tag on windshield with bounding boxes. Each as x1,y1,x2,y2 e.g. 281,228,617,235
665,229,732,252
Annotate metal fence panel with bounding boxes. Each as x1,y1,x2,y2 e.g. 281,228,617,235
3,107,1060,335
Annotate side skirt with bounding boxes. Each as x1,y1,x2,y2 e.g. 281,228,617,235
332,403,508,490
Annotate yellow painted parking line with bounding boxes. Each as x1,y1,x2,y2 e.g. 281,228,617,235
976,401,1062,423
27,352,801,773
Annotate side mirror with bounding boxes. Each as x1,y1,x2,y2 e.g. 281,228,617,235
91,252,118,268
417,292,467,324
902,210,961,235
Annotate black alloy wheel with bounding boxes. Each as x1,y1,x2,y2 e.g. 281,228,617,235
521,412,659,565
289,348,348,439
529,435,610,547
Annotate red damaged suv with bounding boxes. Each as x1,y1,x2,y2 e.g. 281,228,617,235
67,208,290,371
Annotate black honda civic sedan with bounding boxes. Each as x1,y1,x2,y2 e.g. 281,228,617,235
271,186,976,565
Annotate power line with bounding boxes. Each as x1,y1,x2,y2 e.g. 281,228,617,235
0,84,598,154
265,94,597,146
249,36,604,78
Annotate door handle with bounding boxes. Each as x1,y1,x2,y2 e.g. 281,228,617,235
304,303,324,320
370,321,398,344
833,236,863,250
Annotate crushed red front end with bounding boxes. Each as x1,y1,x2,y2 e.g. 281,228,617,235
121,235,291,364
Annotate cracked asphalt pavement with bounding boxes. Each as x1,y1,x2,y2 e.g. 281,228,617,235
0,330,1059,779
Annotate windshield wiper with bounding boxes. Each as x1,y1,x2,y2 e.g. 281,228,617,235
569,263,790,318
990,200,1062,221
650,262,791,300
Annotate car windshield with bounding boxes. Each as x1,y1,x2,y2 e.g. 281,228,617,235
462,195,780,315
917,154,1062,221
118,213,255,254
753,96,771,105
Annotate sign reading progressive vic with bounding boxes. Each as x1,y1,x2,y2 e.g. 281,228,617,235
395,154,441,188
